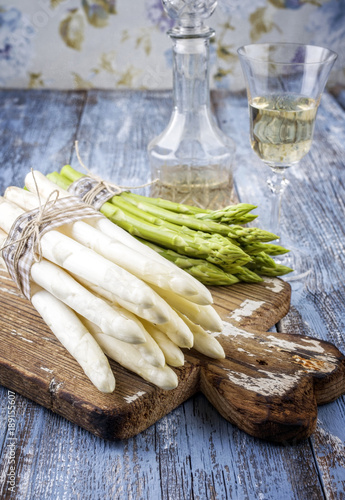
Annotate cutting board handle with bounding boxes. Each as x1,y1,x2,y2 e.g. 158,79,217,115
199,327,345,442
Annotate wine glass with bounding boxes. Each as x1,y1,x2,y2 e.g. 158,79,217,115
237,43,337,276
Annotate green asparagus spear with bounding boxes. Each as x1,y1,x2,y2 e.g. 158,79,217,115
139,239,240,286
118,191,277,243
242,242,290,256
118,190,257,224
47,171,72,191
244,252,293,277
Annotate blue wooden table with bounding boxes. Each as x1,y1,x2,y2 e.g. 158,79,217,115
0,89,344,499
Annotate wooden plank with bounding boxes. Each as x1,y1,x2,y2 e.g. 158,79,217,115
67,89,173,191
0,90,87,194
213,90,345,500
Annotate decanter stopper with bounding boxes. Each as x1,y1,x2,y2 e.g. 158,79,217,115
162,0,217,32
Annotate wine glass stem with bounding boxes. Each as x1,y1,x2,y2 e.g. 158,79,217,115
267,170,289,239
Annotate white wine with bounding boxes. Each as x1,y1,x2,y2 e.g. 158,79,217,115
150,164,233,209
249,94,318,167
150,178,233,210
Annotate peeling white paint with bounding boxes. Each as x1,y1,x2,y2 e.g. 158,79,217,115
225,368,301,396
215,321,255,339
237,347,255,357
263,277,284,293
20,337,34,343
316,418,345,457
0,285,22,297
40,367,53,373
49,378,64,395
229,299,265,322
300,337,329,353
124,391,146,403
266,335,326,354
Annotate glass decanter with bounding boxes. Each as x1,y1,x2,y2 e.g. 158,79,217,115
148,0,236,209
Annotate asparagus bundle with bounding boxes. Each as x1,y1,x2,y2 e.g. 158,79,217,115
1,175,227,394
46,166,293,284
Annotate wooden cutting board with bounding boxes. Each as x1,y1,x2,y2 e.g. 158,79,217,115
0,265,344,443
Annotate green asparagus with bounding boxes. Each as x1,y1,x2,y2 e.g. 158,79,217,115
47,166,293,285
61,165,277,243
139,239,240,286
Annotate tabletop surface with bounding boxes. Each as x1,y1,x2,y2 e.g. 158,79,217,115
0,88,344,500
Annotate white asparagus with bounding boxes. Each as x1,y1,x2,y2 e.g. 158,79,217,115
129,323,166,368
31,289,116,393
24,170,213,306
151,284,223,332
5,185,206,300
30,259,146,344
0,197,171,325
68,279,167,368
25,170,68,198
1,224,166,380
140,320,185,367
177,313,225,359
73,274,194,349
0,219,146,345
82,318,179,390
0,194,194,347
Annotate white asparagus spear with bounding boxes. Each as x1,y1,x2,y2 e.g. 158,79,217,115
65,278,167,368
140,320,185,367
81,318,179,390
31,259,147,344
72,274,194,349
24,170,213,306
177,313,226,359
150,284,223,333
5,186,207,301
127,322,166,368
0,197,171,325
31,288,116,393
88,217,213,305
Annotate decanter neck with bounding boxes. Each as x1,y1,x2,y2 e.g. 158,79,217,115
171,33,213,113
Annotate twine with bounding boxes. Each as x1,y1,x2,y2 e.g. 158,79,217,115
74,140,158,206
8,191,59,264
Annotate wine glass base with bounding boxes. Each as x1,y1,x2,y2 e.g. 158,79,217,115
274,243,312,282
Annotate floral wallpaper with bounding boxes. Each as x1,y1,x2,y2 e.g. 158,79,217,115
0,0,344,91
